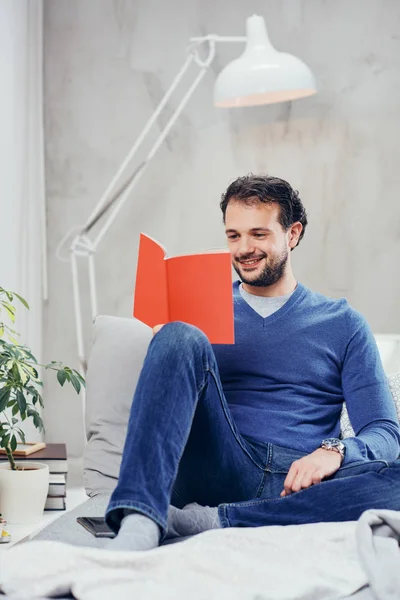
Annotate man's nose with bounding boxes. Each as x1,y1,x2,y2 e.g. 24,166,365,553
237,237,255,256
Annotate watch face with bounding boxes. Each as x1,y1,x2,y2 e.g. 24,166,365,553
321,438,345,456
323,438,341,447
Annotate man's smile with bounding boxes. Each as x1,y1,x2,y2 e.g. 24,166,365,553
237,256,265,269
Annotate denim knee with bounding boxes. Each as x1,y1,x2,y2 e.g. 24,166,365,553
156,321,210,348
150,322,214,373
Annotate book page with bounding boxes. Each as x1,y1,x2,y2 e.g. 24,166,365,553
166,251,234,344
133,233,169,326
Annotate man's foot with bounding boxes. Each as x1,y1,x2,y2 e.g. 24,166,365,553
166,503,221,538
109,512,160,551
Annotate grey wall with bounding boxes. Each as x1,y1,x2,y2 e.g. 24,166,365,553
43,0,400,457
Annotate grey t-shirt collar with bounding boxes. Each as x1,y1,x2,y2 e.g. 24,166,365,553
239,283,294,318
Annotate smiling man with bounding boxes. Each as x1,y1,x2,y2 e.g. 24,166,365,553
226,201,299,292
105,174,400,551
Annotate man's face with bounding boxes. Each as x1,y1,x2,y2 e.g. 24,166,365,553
225,200,290,288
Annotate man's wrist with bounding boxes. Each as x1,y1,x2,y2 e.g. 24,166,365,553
320,438,346,462
319,446,344,463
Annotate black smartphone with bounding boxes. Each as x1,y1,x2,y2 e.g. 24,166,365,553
76,516,116,538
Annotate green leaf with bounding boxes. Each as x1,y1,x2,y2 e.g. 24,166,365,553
11,417,18,425
32,412,44,432
12,403,19,416
16,363,29,385
10,435,17,452
16,390,27,414
12,293,29,310
25,385,38,399
0,424,10,435
16,428,26,443
69,373,81,394
20,363,38,380
0,387,11,412
1,324,19,337
20,348,38,363
57,369,67,386
2,303,15,323
73,370,86,387
27,406,43,428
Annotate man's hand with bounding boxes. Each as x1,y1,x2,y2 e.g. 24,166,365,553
152,324,164,336
280,448,342,497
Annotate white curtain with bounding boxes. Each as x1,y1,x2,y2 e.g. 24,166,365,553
0,0,46,438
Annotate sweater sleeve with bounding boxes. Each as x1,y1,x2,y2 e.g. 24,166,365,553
340,311,400,464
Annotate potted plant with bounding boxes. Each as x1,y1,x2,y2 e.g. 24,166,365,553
0,286,85,523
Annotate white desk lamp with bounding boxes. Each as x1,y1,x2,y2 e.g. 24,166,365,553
56,14,316,375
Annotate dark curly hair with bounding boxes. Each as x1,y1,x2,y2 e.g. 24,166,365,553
220,174,308,250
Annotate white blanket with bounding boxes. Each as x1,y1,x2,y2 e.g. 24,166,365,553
0,520,367,600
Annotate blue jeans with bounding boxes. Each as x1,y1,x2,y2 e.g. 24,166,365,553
106,322,400,537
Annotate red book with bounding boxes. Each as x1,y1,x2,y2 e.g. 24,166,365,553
133,233,234,344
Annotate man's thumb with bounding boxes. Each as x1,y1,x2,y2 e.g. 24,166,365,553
153,324,164,335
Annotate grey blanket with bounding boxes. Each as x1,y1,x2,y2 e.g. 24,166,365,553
1,506,400,599
355,510,400,600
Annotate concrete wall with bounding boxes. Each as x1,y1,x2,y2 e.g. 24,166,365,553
43,0,400,457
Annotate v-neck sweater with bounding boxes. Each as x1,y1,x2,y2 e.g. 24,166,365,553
212,281,400,464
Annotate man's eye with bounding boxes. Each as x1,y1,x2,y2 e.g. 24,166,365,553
227,235,239,240
253,234,266,239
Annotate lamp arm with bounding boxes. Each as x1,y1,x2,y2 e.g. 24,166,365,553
70,251,86,374
81,52,195,235
56,34,244,258
89,40,217,249
78,35,244,241
189,35,246,43
92,61,211,250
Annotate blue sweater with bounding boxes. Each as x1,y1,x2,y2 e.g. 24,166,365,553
212,281,400,464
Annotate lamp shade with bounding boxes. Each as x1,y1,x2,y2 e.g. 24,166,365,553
214,15,317,107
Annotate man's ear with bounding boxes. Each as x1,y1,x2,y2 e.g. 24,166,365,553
288,222,303,249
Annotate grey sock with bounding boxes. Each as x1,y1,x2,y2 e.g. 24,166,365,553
166,503,221,539
109,511,160,551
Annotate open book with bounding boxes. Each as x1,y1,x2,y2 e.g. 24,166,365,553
133,233,234,344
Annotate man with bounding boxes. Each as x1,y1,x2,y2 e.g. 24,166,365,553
105,174,400,551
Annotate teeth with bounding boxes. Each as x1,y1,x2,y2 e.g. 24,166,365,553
241,258,260,265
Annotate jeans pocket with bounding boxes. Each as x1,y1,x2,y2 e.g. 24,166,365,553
269,443,308,474
241,435,271,470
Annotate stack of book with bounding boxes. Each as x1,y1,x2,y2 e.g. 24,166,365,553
0,442,68,511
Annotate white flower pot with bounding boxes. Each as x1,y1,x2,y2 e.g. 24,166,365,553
0,462,49,524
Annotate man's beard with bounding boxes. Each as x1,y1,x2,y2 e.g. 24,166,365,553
233,248,288,287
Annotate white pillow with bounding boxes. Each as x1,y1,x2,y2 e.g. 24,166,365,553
83,316,152,496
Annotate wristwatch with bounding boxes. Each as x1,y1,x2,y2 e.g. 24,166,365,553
320,438,346,460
